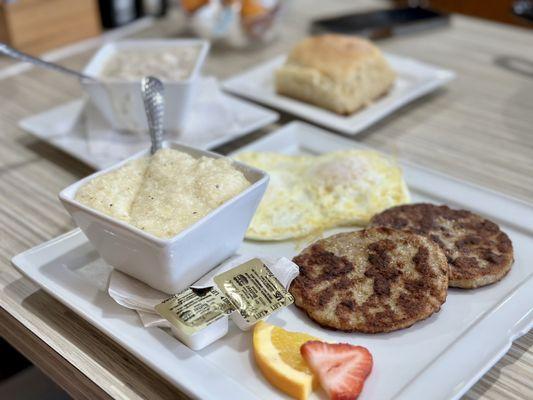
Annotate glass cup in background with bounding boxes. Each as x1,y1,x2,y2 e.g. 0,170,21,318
180,0,286,48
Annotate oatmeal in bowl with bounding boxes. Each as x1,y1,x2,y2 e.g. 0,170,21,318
81,39,209,132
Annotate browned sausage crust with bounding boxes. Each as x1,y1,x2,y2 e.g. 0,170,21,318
290,227,448,333
369,203,514,289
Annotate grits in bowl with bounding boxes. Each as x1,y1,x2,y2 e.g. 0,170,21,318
76,148,251,239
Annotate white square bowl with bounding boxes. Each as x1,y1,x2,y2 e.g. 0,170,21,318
59,142,268,294
82,39,209,132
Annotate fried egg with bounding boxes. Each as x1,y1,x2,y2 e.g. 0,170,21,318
234,150,410,241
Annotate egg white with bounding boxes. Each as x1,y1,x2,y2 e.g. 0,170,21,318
234,150,410,241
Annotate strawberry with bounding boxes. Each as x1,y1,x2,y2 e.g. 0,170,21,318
300,341,373,400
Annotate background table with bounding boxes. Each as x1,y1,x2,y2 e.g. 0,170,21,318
0,1,532,399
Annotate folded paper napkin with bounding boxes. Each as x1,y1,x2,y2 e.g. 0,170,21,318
108,254,299,328
85,76,237,160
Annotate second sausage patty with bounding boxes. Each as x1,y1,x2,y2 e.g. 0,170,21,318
369,203,514,288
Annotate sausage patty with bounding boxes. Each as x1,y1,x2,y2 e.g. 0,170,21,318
369,203,514,288
290,227,448,333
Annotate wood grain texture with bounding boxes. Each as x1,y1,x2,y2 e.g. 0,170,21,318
0,1,531,399
0,0,102,54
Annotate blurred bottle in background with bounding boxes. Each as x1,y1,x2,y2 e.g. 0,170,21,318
99,0,143,28
98,0,169,28
142,0,169,17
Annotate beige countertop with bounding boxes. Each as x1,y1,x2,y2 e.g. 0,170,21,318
0,1,531,399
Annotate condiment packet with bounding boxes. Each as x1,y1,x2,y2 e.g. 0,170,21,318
214,258,295,330
155,287,235,350
155,256,298,348
108,254,300,349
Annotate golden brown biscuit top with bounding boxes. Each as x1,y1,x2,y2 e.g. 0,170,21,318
285,34,381,80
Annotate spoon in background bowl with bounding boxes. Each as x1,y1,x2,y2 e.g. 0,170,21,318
141,76,165,155
0,43,97,82
2,44,169,146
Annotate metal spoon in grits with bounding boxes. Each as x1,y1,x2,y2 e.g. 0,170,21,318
141,76,165,155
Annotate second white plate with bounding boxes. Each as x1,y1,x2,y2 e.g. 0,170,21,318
19,90,278,170
223,53,455,135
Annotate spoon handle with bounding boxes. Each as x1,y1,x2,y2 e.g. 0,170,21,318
0,43,96,82
141,76,165,155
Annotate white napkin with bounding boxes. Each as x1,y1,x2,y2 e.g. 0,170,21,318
137,310,171,328
108,254,299,328
108,271,168,313
84,76,236,160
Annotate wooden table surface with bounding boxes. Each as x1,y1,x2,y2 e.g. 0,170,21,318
0,1,532,399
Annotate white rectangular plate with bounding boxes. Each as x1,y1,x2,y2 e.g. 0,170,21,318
19,92,278,170
12,122,533,400
223,54,455,135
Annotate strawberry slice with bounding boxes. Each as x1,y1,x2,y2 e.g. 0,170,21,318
300,341,373,400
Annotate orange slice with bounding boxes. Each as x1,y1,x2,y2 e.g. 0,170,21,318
253,321,319,400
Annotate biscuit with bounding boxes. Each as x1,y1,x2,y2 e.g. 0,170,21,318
275,34,395,114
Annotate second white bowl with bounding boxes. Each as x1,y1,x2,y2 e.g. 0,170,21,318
82,39,209,132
